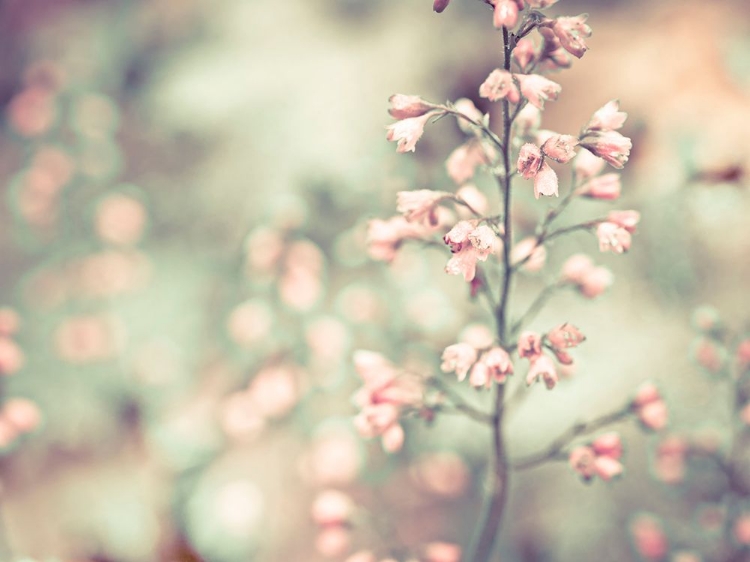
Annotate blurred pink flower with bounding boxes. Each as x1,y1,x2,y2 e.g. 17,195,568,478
386,112,435,153
607,210,640,232
580,130,632,169
596,222,632,254
525,353,558,389
585,100,628,132
0,338,24,375
552,15,592,59
734,515,750,545
546,323,586,363
0,309,20,338
512,38,536,70
424,542,462,562
446,140,492,185
366,216,426,262
517,331,542,359
311,490,354,526
388,94,435,119
578,173,621,200
444,222,497,282
630,514,669,560
517,143,543,179
396,190,452,225
512,237,547,271
541,134,578,163
493,0,522,29
632,382,668,431
574,150,606,181
479,69,520,103
515,74,561,109
441,343,478,381
316,526,351,558
483,346,514,383
2,398,41,434
570,433,624,481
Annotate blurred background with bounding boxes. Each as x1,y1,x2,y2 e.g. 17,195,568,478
0,0,749,560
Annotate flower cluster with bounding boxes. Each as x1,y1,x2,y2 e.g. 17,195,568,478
569,432,624,482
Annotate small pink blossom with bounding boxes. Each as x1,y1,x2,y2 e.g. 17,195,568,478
525,353,558,389
366,216,426,262
569,446,597,480
574,150,606,181
546,323,586,351
456,184,489,217
453,98,484,135
517,331,542,359
386,112,435,153
515,74,561,109
533,162,559,199
483,346,514,383
654,436,687,484
607,210,640,233
734,515,750,546
512,237,547,272
2,398,42,434
596,222,632,254
632,382,668,431
0,338,24,375
512,38,536,70
560,254,613,298
541,134,578,163
444,222,497,282
586,100,628,132
479,69,520,103
446,140,491,185
433,0,450,13
493,0,522,29
571,434,624,481
469,361,490,388
593,454,624,481
578,173,621,200
388,94,436,120
514,104,541,138
580,130,632,169
552,15,592,59
381,423,405,452
537,27,572,71
441,343,478,381
630,514,669,560
517,143,543,179
692,337,726,374
396,190,452,225
592,432,623,460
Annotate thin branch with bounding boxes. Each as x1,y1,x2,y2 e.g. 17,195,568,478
511,406,632,470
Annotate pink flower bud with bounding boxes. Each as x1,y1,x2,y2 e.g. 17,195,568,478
493,0,519,29
517,331,542,359
655,436,687,484
311,490,354,526
441,343,478,381
569,445,596,480
517,143,543,179
546,323,586,350
593,455,624,480
525,354,558,389
533,162,559,199
366,216,425,263
579,173,621,200
580,130,632,169
388,94,436,120
692,337,726,374
607,210,640,233
541,134,578,163
396,190,452,225
2,398,41,433
515,74,562,110
596,222,632,254
479,69,520,103
586,100,627,132
512,38,536,70
386,112,435,153
433,0,451,13
630,514,668,561
552,15,592,59
561,253,594,284
592,432,623,460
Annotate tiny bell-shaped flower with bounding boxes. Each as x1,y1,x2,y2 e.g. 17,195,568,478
578,173,621,200
525,354,558,389
479,69,520,103
585,100,627,132
552,15,592,59
515,74,562,109
386,111,436,153
541,134,578,163
441,343,478,381
493,0,522,29
396,190,452,225
580,130,632,169
388,94,436,120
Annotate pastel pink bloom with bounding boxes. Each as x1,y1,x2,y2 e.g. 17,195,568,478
353,350,398,397
578,173,621,200
569,446,596,480
0,338,24,375
525,353,558,389
0,308,21,337
532,162,559,199
736,338,750,370
580,130,632,169
518,331,542,359
446,140,491,185
741,402,750,425
655,436,687,484
444,222,496,282
469,360,490,388
353,351,423,409
386,112,435,153
493,0,521,29
560,254,613,298
96,194,147,247
433,0,450,12
456,184,489,217
593,454,624,480
483,346,514,383
311,490,354,526
734,515,750,545
632,382,668,431
515,74,561,109
396,190,452,225
388,94,435,119
574,149,606,181
441,343,478,381
354,403,399,438
693,337,726,374
546,323,586,351
596,222,632,254
381,423,405,452
453,98,484,133
512,237,547,272
630,514,669,560
586,100,628,132
592,432,623,460
552,15,592,59
541,134,578,163
424,542,462,562
512,38,536,70
315,527,351,558
561,253,594,283
607,210,640,233
366,216,425,262
571,434,624,481
2,398,42,434
537,27,572,71
517,143,543,179
479,69,520,103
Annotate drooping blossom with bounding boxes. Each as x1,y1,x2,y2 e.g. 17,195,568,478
578,173,621,200
366,216,427,262
607,210,640,232
632,381,668,431
396,190,452,225
515,74,562,109
580,130,632,169
517,331,542,359
517,143,558,198
525,353,558,389
569,433,624,481
312,490,354,558
479,69,520,103
493,0,523,29
537,27,572,71
512,38,536,71
446,139,492,184
388,94,435,119
585,100,627,132
545,323,585,364
444,221,497,281
541,134,578,163
551,15,592,59
560,253,614,298
511,237,547,271
596,222,632,254
483,346,514,383
386,111,437,153
532,163,559,199
441,343,478,381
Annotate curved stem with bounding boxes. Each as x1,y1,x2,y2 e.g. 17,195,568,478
467,25,513,562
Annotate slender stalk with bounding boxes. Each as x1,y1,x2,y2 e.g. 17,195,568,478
467,25,514,562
